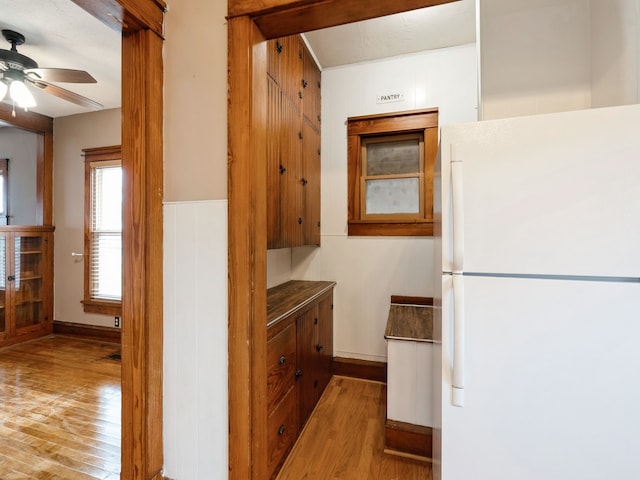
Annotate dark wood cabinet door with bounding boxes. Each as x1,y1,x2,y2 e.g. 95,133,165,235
267,322,297,409
302,118,321,246
317,291,334,396
302,43,321,131
296,306,318,429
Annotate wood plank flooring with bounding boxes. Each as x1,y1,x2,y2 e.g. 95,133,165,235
277,376,432,480
0,336,121,479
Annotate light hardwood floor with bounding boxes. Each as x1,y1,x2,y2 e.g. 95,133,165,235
0,336,121,479
277,376,432,480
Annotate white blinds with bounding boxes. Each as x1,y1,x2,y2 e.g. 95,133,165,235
90,161,122,301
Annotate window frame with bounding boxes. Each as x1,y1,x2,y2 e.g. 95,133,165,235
82,145,122,316
0,158,8,226
347,108,438,236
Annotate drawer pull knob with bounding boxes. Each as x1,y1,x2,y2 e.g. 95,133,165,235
295,369,303,378
279,355,286,365
316,343,324,352
278,425,286,436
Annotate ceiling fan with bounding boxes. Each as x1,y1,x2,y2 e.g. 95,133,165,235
0,28,103,114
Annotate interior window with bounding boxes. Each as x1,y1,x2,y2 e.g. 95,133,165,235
347,108,438,236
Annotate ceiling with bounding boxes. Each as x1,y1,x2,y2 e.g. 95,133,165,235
0,0,121,119
304,0,476,69
0,0,475,119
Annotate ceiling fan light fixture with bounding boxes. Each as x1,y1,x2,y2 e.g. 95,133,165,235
0,80,7,102
9,79,36,109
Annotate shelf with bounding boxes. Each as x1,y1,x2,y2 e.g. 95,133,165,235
20,251,42,255
19,276,42,281
15,299,44,306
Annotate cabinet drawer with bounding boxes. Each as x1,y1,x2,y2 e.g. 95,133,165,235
267,385,298,479
267,322,296,410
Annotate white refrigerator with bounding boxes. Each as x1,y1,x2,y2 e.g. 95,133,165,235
433,104,640,480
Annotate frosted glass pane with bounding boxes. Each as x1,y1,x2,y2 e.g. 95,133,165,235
366,139,420,176
366,178,419,214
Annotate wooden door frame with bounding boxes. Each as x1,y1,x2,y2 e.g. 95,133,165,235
71,1,165,479
227,1,457,478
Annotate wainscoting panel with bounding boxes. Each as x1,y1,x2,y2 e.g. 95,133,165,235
163,200,228,479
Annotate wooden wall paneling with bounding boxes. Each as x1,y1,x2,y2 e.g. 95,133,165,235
228,15,269,480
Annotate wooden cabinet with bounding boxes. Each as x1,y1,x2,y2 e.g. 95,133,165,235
0,227,53,347
266,280,335,479
266,35,321,249
267,323,298,479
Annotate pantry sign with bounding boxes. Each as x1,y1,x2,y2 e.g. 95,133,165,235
376,93,404,104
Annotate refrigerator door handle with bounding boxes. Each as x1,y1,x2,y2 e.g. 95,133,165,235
452,273,465,407
451,158,464,273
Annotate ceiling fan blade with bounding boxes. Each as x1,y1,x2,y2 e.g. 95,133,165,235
24,68,97,83
27,77,103,111
0,61,7,71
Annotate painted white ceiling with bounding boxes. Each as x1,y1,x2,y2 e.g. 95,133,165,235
304,0,476,68
0,0,475,119
0,0,121,119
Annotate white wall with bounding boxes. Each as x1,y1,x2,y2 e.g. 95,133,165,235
163,200,228,480
591,0,640,107
0,128,38,225
53,108,121,328
162,1,228,478
479,0,640,119
479,0,592,119
278,44,478,362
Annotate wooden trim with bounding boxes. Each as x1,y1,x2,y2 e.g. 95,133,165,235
384,419,432,459
0,104,53,133
120,25,165,480
71,0,166,37
53,321,121,344
228,16,269,480
82,299,122,316
348,221,434,237
247,0,459,39
390,295,433,306
68,1,165,479
83,145,123,159
332,357,387,383
0,106,53,227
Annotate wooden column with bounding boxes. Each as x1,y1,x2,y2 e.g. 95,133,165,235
228,15,269,480
121,26,164,480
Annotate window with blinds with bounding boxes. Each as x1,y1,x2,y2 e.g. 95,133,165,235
83,146,122,316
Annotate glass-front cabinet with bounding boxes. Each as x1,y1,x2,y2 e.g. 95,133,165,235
0,226,53,346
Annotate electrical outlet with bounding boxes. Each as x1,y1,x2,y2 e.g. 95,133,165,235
114,316,120,328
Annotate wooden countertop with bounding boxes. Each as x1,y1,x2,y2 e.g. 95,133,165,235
267,280,336,328
384,304,434,342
